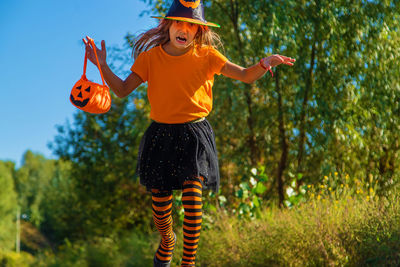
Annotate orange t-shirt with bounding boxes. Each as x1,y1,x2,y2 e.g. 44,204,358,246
130,45,228,123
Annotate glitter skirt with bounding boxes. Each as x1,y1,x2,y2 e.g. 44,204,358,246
136,118,220,192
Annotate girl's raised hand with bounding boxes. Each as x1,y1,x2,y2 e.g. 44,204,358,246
82,36,107,67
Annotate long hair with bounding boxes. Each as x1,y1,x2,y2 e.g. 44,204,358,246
132,19,223,59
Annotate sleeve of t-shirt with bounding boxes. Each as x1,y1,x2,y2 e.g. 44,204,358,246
130,51,149,82
209,48,228,75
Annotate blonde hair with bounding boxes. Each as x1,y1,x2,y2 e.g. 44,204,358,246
132,19,223,59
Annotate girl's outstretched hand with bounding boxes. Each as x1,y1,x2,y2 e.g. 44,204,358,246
82,36,107,67
261,54,296,71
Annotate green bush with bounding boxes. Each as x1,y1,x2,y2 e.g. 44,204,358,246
0,251,34,267
197,190,400,266
33,230,158,267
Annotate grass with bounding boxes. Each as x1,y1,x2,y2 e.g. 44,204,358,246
33,192,399,267
196,191,400,266
11,174,400,267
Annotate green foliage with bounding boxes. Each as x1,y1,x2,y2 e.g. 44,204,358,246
126,0,400,218
33,231,156,267
198,190,400,266
284,172,307,208
205,0,400,206
11,151,71,248
29,186,400,266
230,166,269,219
49,86,154,241
0,251,34,267
0,161,18,252
37,159,74,246
305,171,380,203
14,151,56,227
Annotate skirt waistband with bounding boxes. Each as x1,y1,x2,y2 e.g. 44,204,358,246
186,117,205,124
152,117,206,124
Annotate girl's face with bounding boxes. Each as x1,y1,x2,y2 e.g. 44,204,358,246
168,20,199,50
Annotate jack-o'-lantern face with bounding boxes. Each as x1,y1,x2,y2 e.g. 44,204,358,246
70,76,111,113
178,0,200,9
70,84,91,107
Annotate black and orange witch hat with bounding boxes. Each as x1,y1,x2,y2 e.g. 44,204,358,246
152,0,220,28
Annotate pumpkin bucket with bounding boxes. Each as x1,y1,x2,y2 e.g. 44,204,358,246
70,37,111,114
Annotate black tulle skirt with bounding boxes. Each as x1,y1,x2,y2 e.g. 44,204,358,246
136,118,220,192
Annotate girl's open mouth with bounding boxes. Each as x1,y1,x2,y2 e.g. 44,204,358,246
176,36,187,44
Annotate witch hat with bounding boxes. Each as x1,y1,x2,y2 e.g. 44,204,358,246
152,0,220,28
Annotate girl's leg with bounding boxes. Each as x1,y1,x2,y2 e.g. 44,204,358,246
151,189,176,264
181,177,204,267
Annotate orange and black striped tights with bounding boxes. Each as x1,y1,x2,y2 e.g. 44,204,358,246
151,177,203,267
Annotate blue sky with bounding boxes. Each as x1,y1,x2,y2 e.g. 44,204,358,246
0,0,157,167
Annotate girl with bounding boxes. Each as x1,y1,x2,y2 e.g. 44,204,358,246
83,1,295,266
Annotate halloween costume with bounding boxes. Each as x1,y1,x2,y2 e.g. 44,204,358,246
133,1,224,266
132,44,226,193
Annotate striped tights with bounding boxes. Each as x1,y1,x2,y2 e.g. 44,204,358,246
151,177,203,267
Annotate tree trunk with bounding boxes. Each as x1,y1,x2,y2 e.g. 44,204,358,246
245,86,259,166
229,0,259,166
297,34,317,187
276,69,288,208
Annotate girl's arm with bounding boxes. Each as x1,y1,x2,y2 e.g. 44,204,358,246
220,54,295,84
99,63,143,98
83,38,143,98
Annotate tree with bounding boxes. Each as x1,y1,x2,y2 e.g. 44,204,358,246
14,151,56,227
140,0,400,207
0,160,18,251
38,159,74,246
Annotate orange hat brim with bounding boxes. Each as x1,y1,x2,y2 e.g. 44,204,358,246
151,16,220,28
